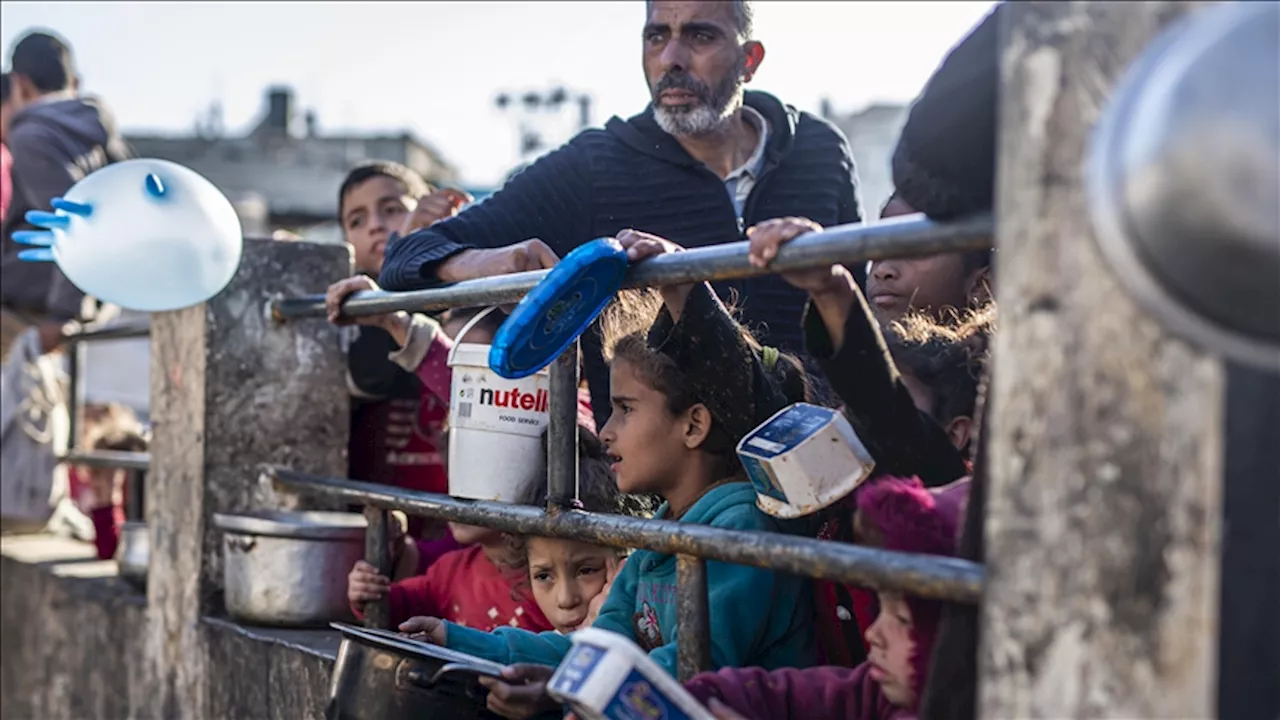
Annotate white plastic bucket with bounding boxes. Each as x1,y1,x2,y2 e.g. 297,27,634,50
547,627,715,720
447,307,549,502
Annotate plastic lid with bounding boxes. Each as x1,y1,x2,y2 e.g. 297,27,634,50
489,238,629,379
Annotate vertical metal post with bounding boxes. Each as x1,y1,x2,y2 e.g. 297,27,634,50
547,341,580,509
363,506,391,630
126,470,145,522
66,342,82,453
675,554,712,682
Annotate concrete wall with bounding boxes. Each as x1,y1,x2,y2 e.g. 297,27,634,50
0,535,338,720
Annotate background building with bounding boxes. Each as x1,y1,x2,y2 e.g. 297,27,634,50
822,100,909,218
125,86,461,243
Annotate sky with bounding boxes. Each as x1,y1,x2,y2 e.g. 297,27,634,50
1,1,996,187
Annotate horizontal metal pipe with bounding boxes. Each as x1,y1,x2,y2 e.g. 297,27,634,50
267,466,984,603
62,321,151,344
59,450,151,472
271,213,993,320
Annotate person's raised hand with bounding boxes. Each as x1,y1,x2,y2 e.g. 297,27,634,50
398,615,447,645
325,275,413,345
401,188,474,235
436,239,560,285
614,229,693,319
347,560,390,606
746,217,853,297
479,664,559,719
747,217,858,348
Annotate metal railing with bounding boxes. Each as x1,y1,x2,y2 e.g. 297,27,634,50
270,213,993,680
57,319,152,524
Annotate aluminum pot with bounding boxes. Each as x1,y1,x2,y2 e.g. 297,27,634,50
213,510,367,627
115,520,149,591
325,623,502,720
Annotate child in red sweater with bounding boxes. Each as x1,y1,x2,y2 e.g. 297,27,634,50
347,423,616,633
347,469,553,632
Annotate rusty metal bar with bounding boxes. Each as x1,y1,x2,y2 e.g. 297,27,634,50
270,213,993,321
61,320,151,344
547,342,580,508
125,468,146,523
59,450,152,472
363,507,392,630
267,467,984,603
66,342,82,454
676,554,712,682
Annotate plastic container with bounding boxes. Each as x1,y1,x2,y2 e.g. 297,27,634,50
547,627,714,720
737,403,876,519
447,308,550,501
489,237,629,379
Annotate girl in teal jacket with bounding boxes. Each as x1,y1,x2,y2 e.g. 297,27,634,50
401,230,817,677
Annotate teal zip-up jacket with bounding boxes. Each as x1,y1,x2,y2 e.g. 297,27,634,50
445,482,817,676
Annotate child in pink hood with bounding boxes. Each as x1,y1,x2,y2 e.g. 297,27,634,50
684,475,966,720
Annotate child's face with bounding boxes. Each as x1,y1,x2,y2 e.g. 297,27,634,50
866,254,973,323
448,522,502,547
867,196,985,323
599,359,687,496
341,176,416,275
526,537,617,634
864,592,918,708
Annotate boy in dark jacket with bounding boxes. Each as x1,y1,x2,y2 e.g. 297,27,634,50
0,31,132,356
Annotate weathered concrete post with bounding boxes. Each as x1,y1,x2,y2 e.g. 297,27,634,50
981,2,1224,718
143,238,351,719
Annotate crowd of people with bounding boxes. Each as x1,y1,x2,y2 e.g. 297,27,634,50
2,1,1004,719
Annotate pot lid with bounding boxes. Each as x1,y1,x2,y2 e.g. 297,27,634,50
213,511,367,540
331,622,508,674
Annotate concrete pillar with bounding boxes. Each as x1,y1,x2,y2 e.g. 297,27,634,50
982,3,1224,718
143,238,352,719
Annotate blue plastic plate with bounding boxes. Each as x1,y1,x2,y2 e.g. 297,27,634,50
489,238,629,379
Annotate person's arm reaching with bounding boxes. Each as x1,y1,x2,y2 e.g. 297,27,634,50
685,664,885,720
747,217,966,487
379,142,593,291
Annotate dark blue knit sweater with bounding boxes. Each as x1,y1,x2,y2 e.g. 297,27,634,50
380,90,862,427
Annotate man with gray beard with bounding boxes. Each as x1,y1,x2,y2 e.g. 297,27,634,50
380,0,861,428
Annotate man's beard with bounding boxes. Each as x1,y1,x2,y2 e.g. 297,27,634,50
651,61,746,137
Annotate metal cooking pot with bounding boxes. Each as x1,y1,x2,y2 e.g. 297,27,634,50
325,622,503,720
213,510,367,627
115,520,149,591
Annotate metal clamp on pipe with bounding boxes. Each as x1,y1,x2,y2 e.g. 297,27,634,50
271,213,993,321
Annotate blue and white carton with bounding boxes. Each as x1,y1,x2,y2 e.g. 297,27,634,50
737,403,876,519
547,627,714,720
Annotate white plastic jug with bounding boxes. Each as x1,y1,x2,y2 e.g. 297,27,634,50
447,307,549,502
547,627,715,720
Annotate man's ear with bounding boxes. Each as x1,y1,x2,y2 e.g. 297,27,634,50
945,415,974,453
743,41,766,82
683,403,714,450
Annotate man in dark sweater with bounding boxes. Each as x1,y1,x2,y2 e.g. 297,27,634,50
0,30,132,359
379,0,862,427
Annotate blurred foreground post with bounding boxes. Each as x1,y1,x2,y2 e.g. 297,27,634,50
982,2,1224,717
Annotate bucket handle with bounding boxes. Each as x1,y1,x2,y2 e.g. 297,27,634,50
446,306,501,366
